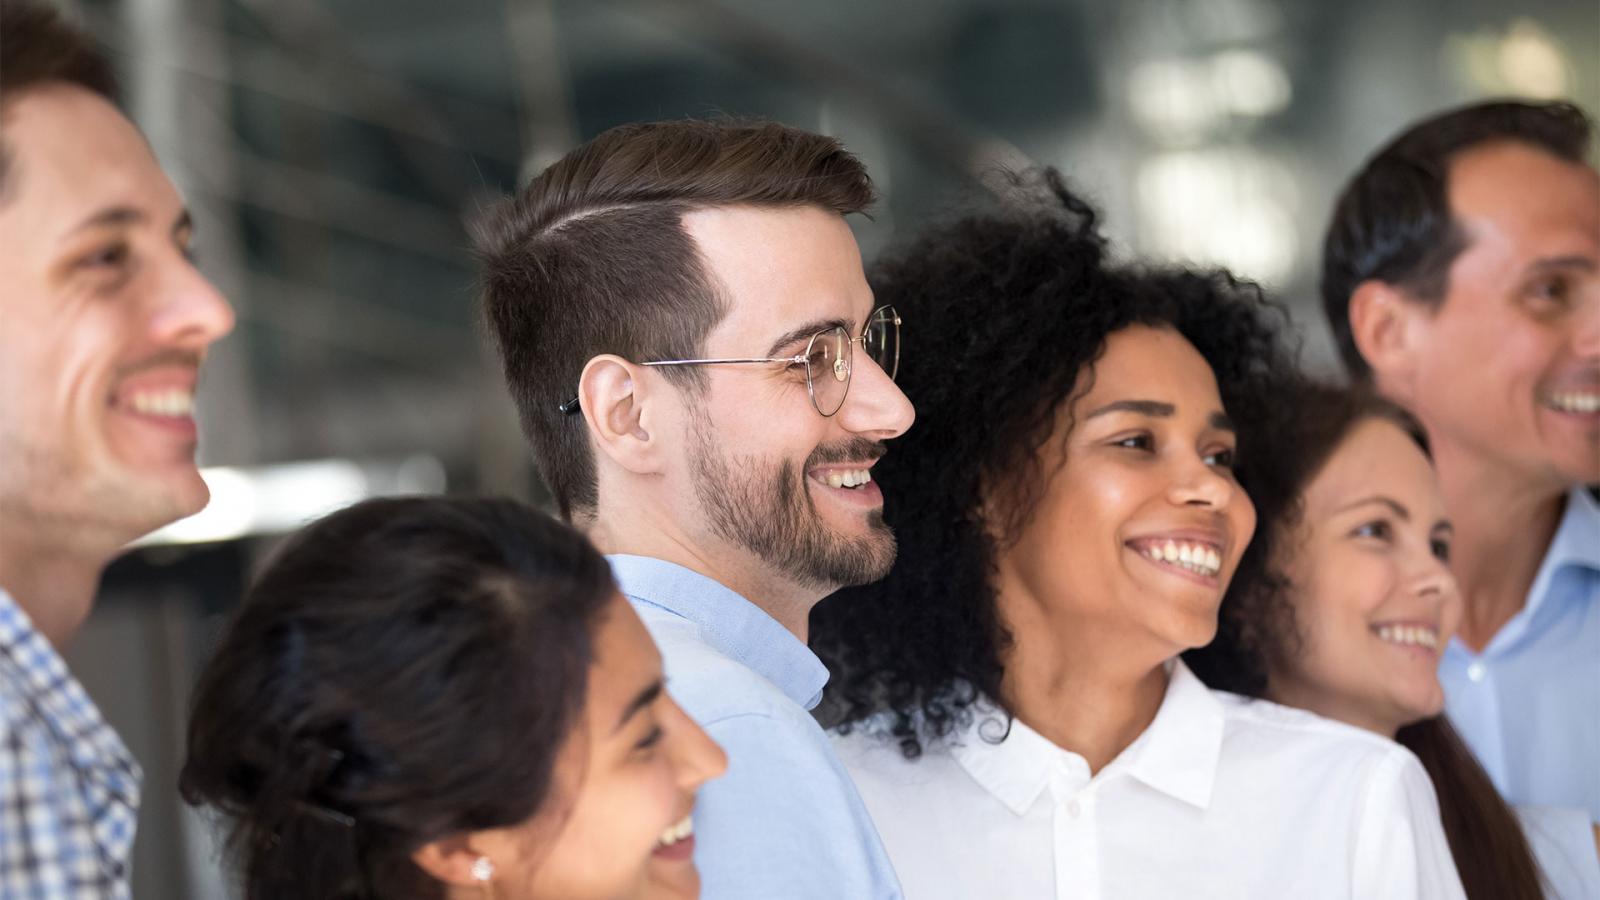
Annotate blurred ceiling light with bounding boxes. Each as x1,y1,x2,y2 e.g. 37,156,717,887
1136,147,1298,286
132,455,446,547
1445,19,1570,98
1496,20,1568,98
1129,59,1221,141
1211,49,1291,117
1129,50,1289,141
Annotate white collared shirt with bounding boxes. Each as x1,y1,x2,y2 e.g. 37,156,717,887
833,660,1466,900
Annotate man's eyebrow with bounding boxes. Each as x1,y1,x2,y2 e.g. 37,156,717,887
765,317,854,357
1334,495,1412,522
62,205,146,240
613,680,664,734
1526,255,1597,276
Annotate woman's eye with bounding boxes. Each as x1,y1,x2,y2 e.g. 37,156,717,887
1430,538,1451,563
1113,434,1153,451
1352,520,1393,542
1204,447,1237,468
633,726,664,756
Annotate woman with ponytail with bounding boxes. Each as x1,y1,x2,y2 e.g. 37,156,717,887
180,496,725,899
1186,383,1598,899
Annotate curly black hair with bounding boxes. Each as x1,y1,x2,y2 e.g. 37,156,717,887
809,169,1302,759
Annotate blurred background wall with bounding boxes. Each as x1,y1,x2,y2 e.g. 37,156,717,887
41,0,1598,894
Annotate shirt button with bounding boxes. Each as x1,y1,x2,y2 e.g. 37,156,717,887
1467,661,1487,682
1066,799,1082,818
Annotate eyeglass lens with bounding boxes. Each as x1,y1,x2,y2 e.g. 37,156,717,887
803,307,900,416
805,326,852,416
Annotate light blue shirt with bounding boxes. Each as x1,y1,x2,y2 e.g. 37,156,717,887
1440,488,1600,821
609,555,903,900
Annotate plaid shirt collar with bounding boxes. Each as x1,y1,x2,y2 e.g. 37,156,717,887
0,587,142,870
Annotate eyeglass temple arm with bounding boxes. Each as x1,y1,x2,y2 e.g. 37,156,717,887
559,355,809,414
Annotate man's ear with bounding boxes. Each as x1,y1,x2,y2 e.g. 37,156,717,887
578,354,666,476
1348,279,1424,400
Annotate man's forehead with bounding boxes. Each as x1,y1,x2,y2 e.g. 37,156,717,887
0,84,181,232
686,204,873,345
1449,141,1600,232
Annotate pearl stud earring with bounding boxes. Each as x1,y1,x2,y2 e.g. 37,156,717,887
471,856,495,882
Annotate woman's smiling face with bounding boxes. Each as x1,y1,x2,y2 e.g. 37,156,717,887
1268,418,1460,736
996,324,1256,663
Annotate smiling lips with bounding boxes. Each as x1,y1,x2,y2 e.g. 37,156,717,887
1372,622,1440,653
653,814,695,861
123,387,195,418
1543,390,1600,416
1128,538,1223,579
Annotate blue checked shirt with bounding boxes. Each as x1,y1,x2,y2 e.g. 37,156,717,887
0,588,140,899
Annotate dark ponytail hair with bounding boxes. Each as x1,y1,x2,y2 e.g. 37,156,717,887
1186,384,1544,900
180,496,615,899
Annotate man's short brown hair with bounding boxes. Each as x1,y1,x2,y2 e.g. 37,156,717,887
0,0,120,195
475,119,875,519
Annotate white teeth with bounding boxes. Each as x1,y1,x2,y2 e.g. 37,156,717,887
1546,392,1600,414
1375,624,1439,651
1137,540,1221,577
823,469,872,489
127,389,194,417
658,815,694,847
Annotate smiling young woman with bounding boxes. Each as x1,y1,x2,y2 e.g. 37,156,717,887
1186,383,1591,900
180,496,726,900
812,171,1466,899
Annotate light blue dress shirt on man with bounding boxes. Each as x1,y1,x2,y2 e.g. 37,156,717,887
1440,488,1600,821
609,555,903,900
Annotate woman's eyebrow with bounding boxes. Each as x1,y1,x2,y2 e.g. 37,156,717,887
613,680,664,734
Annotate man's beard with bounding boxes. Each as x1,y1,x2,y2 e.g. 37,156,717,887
688,413,896,591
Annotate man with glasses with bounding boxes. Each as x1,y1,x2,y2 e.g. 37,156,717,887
477,119,912,900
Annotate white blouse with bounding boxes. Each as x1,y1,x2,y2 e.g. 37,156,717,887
834,660,1466,900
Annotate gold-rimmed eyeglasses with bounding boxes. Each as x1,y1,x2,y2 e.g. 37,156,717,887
559,305,901,418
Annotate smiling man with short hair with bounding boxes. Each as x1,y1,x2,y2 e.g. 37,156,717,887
1322,100,1599,828
478,119,910,899
0,2,236,895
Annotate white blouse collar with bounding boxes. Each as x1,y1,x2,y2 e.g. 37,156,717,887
949,659,1226,815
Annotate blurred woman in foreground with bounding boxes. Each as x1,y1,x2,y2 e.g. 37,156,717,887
1188,383,1598,900
181,495,726,899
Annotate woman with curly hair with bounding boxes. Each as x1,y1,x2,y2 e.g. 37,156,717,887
181,496,726,900
1186,383,1598,900
811,171,1465,898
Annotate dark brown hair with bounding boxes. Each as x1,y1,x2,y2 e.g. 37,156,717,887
0,0,120,194
474,119,875,519
180,496,614,900
1321,99,1593,380
1186,383,1544,900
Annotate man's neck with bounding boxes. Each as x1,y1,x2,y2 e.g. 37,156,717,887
0,532,108,650
587,507,821,641
1431,440,1568,651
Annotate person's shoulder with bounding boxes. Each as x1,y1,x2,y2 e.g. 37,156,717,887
634,608,795,724
831,712,970,789
1213,690,1418,770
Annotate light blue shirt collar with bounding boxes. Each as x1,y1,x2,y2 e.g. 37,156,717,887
1524,488,1600,622
607,555,830,710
